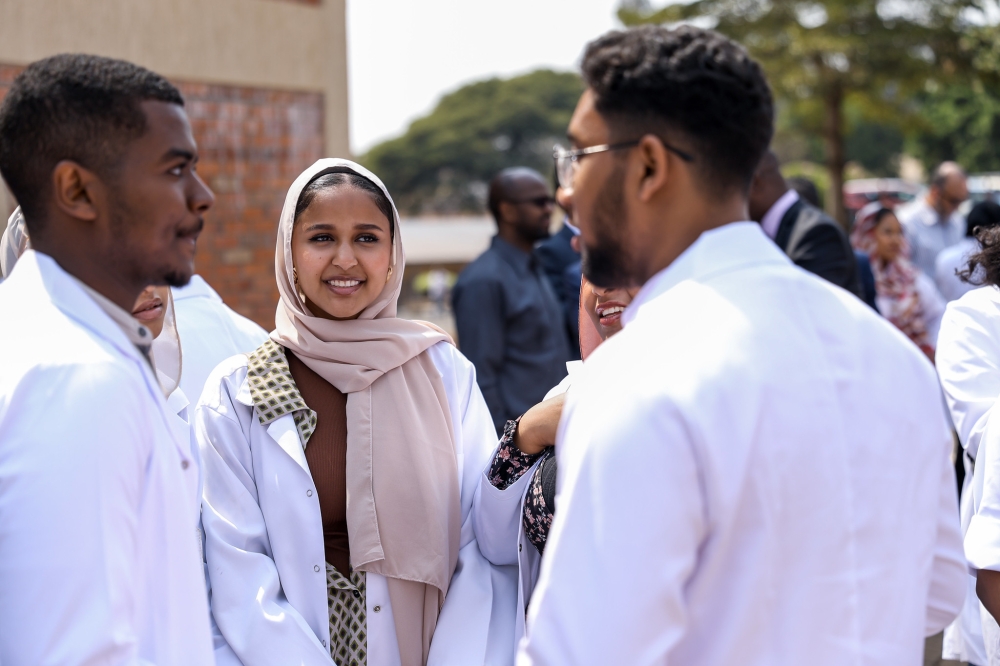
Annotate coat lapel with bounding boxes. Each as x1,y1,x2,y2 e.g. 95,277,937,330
245,339,316,473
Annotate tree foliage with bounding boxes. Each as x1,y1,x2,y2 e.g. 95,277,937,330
619,0,995,224
361,70,584,215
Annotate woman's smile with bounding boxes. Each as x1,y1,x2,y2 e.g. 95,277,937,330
595,300,627,327
324,276,366,296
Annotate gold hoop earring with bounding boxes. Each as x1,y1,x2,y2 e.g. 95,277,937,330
386,266,393,282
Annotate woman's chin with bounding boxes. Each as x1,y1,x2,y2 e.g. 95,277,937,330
307,294,370,321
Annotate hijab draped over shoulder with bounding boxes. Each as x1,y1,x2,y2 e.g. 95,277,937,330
270,159,460,665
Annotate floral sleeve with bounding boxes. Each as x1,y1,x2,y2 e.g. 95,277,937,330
487,418,545,490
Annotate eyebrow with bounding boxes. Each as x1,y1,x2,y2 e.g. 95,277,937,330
303,222,387,232
162,148,197,164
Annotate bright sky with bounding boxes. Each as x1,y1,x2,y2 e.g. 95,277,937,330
346,0,622,155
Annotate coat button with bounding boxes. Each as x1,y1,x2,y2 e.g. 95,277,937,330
306,489,313,497
373,605,381,613
322,640,327,647
181,460,189,470
518,543,522,552
352,590,360,599
314,565,321,572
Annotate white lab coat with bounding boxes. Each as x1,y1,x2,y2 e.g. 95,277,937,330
198,340,528,666
171,274,269,403
0,251,214,665
519,222,966,666
936,285,1000,664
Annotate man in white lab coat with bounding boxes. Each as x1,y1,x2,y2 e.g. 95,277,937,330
0,54,216,664
519,25,966,665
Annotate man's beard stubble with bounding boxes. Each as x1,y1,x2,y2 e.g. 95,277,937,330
108,199,195,290
580,162,633,289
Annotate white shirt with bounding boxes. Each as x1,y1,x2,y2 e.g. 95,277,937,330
199,341,526,666
935,286,1000,663
0,251,213,665
936,237,981,302
936,286,1000,459
760,189,799,240
898,198,967,277
518,222,966,666
171,274,269,403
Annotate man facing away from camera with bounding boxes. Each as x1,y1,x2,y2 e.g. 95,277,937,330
0,55,215,664
518,25,965,665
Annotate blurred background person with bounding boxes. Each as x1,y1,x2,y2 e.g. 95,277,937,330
452,167,571,434
851,205,945,361
936,200,1000,303
787,175,878,311
748,150,862,297
897,162,969,278
535,179,582,359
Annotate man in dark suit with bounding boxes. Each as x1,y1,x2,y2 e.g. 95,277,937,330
749,151,862,297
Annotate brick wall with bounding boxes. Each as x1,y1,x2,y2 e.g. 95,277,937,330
0,65,325,329
179,82,324,329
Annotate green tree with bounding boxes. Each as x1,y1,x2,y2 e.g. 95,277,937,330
619,0,993,225
361,70,583,215
906,82,1000,173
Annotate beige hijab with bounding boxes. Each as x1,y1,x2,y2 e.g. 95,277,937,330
271,159,460,665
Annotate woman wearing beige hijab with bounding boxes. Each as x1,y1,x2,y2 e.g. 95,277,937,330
197,159,528,666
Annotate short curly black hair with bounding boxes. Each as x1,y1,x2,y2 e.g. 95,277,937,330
0,54,183,231
581,25,774,196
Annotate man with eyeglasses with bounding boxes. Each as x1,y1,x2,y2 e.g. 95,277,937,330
452,167,571,434
518,25,964,666
897,161,969,278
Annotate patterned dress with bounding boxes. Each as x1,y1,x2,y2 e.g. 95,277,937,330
246,340,368,666
486,418,555,554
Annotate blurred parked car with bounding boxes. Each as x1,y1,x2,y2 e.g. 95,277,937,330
844,179,922,221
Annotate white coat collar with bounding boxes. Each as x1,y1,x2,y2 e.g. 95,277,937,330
18,251,153,369
11,251,190,461
622,221,790,328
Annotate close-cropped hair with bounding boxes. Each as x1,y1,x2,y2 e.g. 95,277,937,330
581,25,774,197
0,54,184,232
294,168,396,241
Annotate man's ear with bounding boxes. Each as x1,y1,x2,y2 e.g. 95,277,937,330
51,160,101,223
634,134,670,204
497,200,516,226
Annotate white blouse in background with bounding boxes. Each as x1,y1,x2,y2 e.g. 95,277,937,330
935,287,1000,663
171,274,269,403
198,340,527,666
518,222,965,666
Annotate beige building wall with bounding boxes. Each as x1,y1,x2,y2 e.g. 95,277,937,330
0,0,349,157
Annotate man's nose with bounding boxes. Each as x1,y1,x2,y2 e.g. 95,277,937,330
189,172,215,214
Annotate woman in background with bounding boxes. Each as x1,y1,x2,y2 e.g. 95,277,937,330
851,204,945,360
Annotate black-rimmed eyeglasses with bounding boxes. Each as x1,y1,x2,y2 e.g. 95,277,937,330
553,139,695,191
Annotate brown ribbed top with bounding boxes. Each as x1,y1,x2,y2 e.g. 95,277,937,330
287,351,351,576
